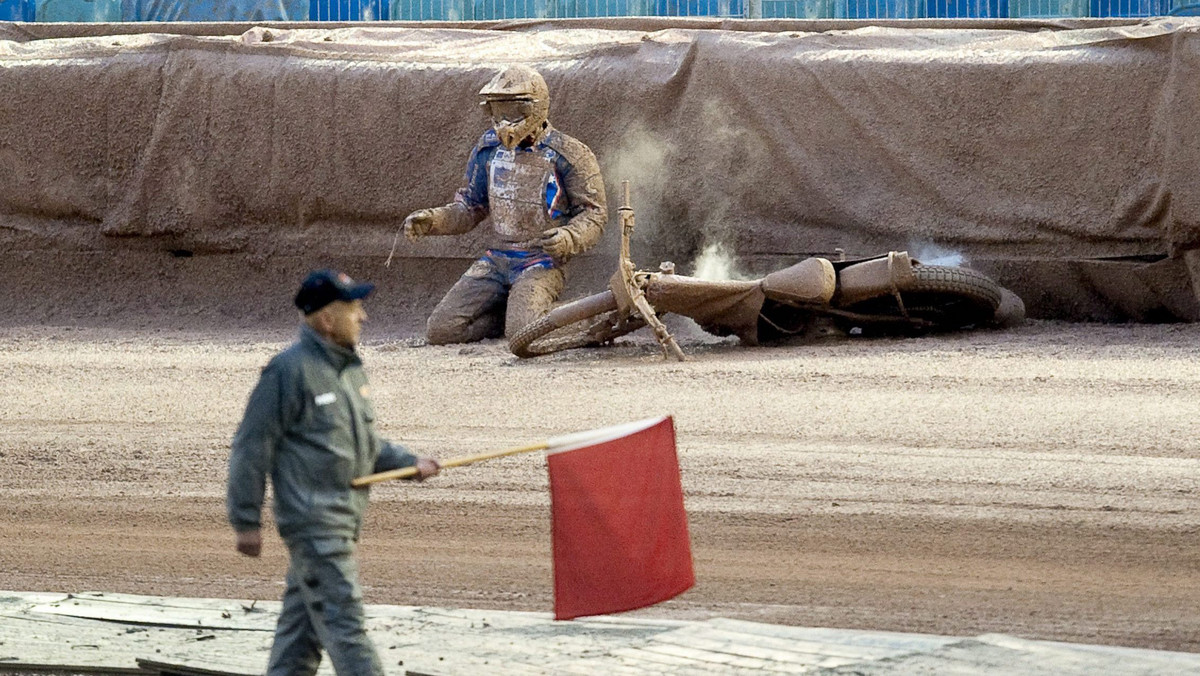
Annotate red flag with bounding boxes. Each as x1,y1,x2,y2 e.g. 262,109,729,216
547,416,694,620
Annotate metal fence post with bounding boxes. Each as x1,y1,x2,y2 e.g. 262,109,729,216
748,0,761,15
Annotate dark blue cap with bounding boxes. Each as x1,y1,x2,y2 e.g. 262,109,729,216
294,269,375,315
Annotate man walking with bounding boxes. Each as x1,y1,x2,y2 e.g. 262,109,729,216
228,269,440,675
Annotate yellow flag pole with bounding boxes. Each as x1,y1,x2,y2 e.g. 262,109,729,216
350,441,551,488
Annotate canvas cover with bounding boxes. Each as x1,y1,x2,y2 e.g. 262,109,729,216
3,18,1200,328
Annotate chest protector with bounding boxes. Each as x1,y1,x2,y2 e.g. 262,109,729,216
488,146,563,245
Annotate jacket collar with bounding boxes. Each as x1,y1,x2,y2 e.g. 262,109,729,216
300,324,361,372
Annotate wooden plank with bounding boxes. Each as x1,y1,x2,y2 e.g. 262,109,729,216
976,634,1200,674
640,642,776,670
386,650,547,676
136,658,258,676
0,661,140,675
0,613,266,673
815,638,1116,675
30,594,276,632
0,591,72,613
383,606,547,623
705,618,957,653
613,651,764,675
536,659,662,676
610,646,746,674
567,615,690,629
1038,638,1200,670
378,633,624,676
7,591,1199,676
136,644,329,676
653,624,894,664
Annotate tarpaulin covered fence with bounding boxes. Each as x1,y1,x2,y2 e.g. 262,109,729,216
3,18,1200,328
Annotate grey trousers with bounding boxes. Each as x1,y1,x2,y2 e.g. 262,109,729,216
267,536,383,676
427,250,565,345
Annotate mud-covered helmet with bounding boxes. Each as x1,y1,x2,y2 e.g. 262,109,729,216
478,65,550,149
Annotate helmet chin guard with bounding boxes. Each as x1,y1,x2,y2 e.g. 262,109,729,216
478,65,550,149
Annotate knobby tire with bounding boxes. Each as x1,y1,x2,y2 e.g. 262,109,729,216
509,290,644,358
846,264,1003,331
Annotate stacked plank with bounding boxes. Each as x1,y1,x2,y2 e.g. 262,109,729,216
1,592,1197,675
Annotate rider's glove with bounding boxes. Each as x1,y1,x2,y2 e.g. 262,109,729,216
539,227,576,259
403,209,436,241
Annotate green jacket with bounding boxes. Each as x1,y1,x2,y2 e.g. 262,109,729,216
227,325,416,541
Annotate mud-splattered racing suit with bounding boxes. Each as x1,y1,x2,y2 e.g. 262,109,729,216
403,65,607,345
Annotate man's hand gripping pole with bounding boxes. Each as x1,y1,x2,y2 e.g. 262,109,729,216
351,441,549,487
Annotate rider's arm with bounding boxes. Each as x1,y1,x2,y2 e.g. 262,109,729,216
551,139,608,258
423,138,493,236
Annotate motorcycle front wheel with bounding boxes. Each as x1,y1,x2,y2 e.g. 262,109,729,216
837,264,1003,334
508,290,647,358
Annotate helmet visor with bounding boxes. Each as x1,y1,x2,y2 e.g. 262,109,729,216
481,99,536,124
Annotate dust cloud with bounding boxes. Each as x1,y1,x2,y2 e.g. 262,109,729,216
686,100,771,278
604,101,771,281
692,242,753,281
909,242,966,267
604,122,674,244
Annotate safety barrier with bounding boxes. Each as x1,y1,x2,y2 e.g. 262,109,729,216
2,0,1190,24
387,0,1180,15
389,0,740,18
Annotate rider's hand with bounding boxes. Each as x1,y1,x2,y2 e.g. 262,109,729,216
539,227,575,259
235,529,262,558
411,457,441,482
403,210,435,241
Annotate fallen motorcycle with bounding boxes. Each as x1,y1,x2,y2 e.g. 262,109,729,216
510,183,1025,360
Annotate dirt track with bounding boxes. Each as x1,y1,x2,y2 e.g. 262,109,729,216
1,321,1198,653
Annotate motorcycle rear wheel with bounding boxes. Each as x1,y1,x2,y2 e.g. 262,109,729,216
838,264,1003,333
509,290,647,358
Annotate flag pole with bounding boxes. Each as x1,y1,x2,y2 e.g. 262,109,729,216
350,441,550,487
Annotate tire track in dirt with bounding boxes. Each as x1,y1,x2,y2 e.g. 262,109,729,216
0,322,1198,651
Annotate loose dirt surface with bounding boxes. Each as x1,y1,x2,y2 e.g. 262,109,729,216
1,321,1198,653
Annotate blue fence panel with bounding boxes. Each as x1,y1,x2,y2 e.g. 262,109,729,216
451,0,662,17
1008,0,1086,15
383,0,1179,16
558,0,653,16
444,0,533,18
1090,0,1167,13
311,0,386,18
927,0,1003,14
129,0,307,19
836,0,921,16
37,0,120,20
654,0,744,15
391,0,467,17
0,0,35,19
11,0,1181,25
761,0,834,15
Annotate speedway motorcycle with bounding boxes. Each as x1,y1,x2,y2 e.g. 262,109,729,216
510,183,1024,360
